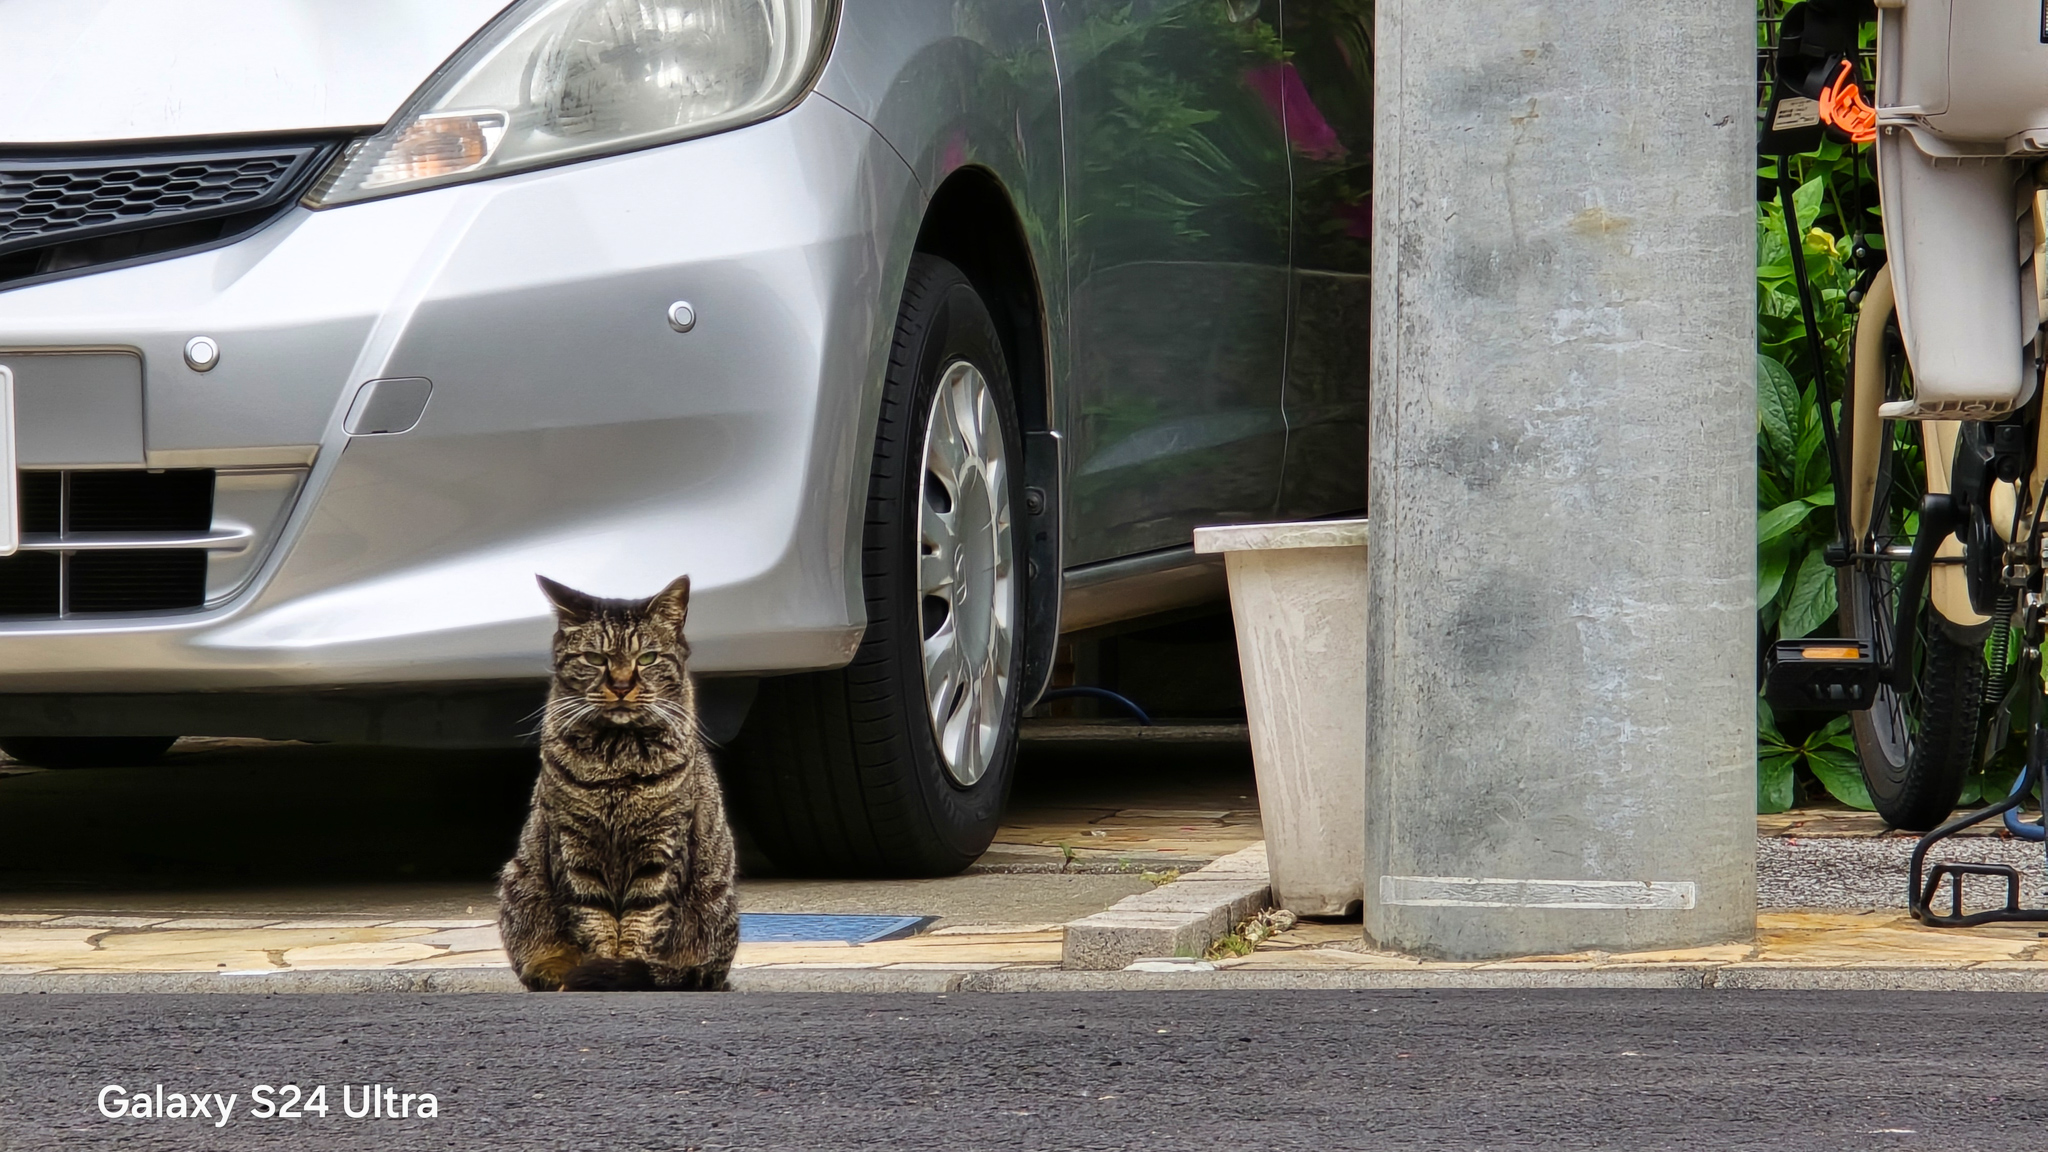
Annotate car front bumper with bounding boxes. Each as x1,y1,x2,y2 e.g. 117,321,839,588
0,95,916,696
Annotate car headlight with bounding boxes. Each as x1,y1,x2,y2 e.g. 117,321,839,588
305,0,833,206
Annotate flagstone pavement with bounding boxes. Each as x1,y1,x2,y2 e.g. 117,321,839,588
4,726,2044,986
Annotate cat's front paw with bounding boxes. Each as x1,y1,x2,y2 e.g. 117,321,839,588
517,946,584,992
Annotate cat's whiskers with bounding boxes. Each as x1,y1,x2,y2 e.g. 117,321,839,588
536,696,604,737
639,697,700,742
665,698,708,740
648,696,714,746
544,698,593,722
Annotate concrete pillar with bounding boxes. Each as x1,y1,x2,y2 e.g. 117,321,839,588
1366,0,1756,958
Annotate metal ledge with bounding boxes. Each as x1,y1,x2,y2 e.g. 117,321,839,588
14,527,254,553
1059,545,1226,634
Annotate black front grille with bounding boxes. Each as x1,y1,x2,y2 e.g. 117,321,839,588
0,552,58,616
0,141,338,291
0,152,305,253
66,470,213,532
18,471,57,534
68,550,208,613
0,470,215,617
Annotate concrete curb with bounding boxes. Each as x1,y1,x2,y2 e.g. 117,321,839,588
0,968,524,994
730,968,966,994
1061,844,1271,969
1707,966,2048,992
7,964,2048,993
967,967,1718,991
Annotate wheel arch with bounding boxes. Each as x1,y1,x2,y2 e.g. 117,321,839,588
913,167,1050,436
912,167,1063,705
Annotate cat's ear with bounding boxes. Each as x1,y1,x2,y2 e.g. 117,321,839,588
536,575,599,625
646,574,690,636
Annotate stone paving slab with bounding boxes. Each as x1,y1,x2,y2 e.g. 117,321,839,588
0,922,495,976
977,749,1263,872
737,931,1064,969
1062,844,1269,970
40,915,169,930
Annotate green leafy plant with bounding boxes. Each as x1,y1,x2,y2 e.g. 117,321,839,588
1754,3,1896,810
1756,347,1837,642
1754,161,1891,808
1757,697,1866,813
1755,164,1875,643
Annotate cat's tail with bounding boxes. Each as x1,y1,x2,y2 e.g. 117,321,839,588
561,958,656,991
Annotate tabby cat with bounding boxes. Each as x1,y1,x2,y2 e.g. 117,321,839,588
498,574,739,991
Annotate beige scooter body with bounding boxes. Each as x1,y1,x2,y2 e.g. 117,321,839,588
1873,0,2045,421
1845,264,2048,626
1847,268,1981,627
1855,1,2048,618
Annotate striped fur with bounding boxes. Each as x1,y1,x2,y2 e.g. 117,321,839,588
498,574,738,992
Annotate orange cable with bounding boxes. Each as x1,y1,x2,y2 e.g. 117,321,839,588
1819,58,1876,145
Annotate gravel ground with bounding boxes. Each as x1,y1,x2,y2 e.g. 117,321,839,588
1760,835,2048,909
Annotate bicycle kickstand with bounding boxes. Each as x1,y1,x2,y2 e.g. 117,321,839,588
1910,668,2048,927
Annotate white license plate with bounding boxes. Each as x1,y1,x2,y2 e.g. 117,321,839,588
0,350,144,467
0,363,16,557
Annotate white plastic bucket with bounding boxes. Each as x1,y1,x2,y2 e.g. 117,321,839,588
1192,518,1367,916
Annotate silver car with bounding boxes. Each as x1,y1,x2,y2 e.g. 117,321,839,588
0,0,1370,874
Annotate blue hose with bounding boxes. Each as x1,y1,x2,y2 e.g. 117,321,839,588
2002,768,2046,841
1038,687,1152,725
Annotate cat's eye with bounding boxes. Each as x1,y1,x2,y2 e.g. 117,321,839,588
577,653,607,667
636,652,659,666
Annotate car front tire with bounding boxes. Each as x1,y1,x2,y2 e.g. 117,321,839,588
724,254,1026,876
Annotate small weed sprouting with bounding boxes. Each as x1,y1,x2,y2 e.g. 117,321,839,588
1208,932,1253,959
1141,868,1181,887
1204,908,1299,961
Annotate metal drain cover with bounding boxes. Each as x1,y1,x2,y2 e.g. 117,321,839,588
738,914,933,944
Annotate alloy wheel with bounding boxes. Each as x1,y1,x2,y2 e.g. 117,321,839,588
916,359,1015,787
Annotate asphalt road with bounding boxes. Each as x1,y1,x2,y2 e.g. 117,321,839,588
0,990,2039,1151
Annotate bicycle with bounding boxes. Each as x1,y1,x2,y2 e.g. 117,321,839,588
1760,0,2048,925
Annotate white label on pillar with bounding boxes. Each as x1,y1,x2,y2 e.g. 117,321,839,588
1379,875,1696,910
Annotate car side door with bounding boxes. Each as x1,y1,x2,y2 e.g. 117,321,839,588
1275,0,1372,519
1048,0,1293,565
